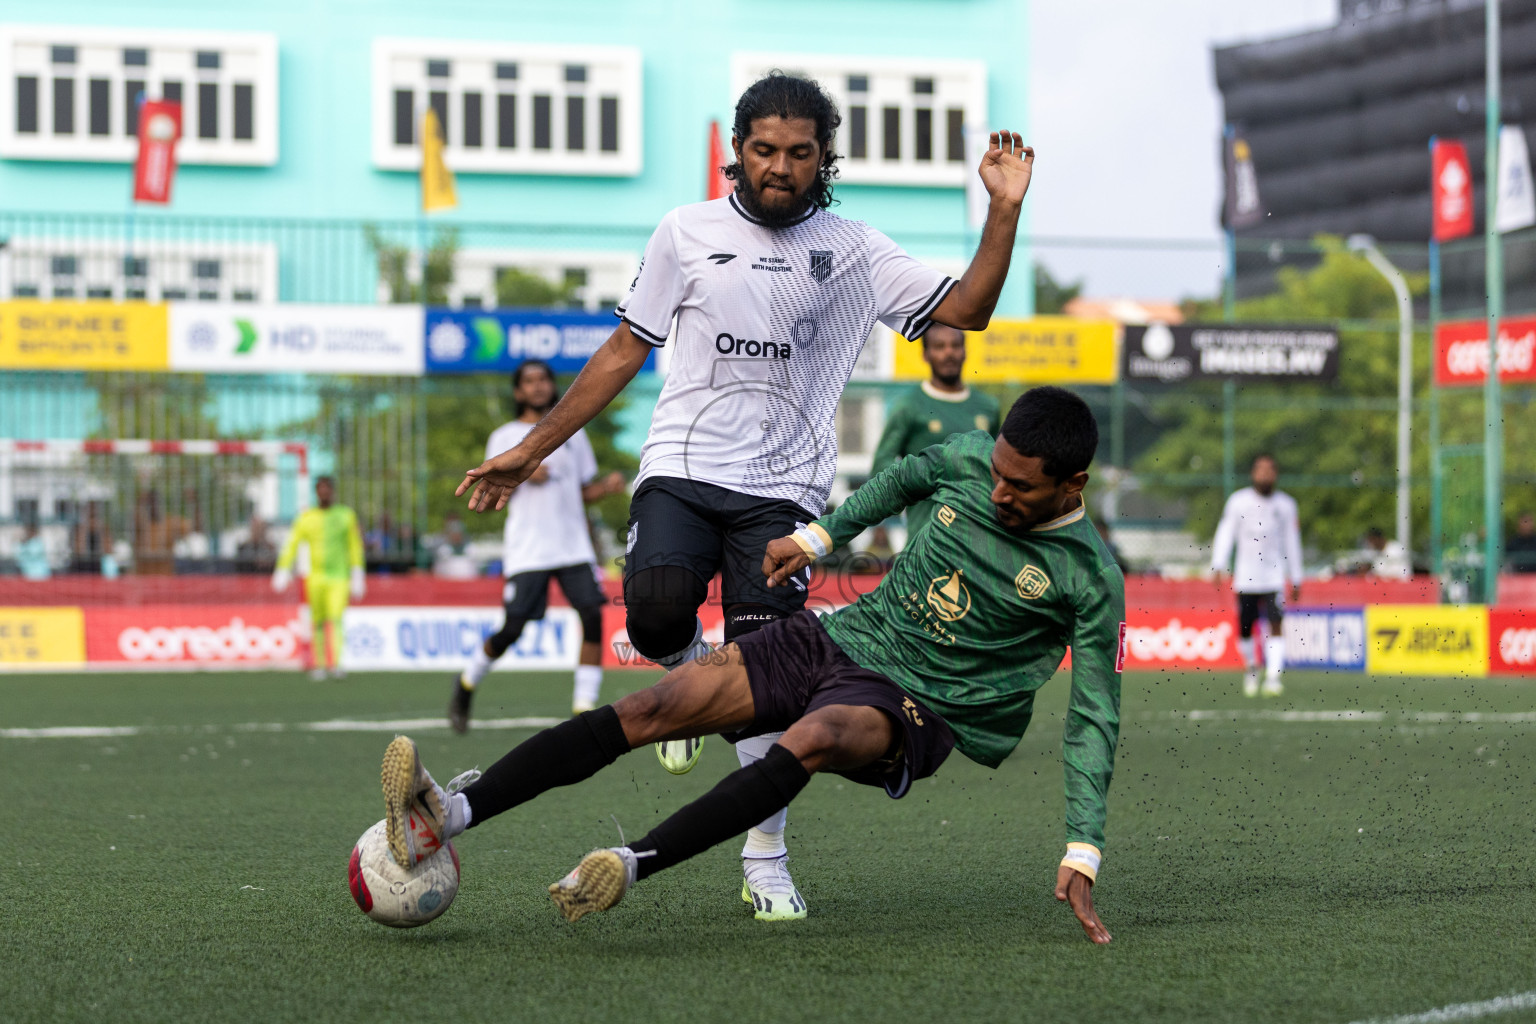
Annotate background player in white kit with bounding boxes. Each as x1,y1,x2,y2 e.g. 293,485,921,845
449,360,625,731
1210,454,1303,697
457,72,1034,919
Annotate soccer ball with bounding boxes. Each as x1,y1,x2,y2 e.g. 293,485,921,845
347,819,459,928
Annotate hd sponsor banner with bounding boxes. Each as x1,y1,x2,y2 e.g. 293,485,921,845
1283,608,1366,671
1122,323,1339,383
84,605,307,667
1365,604,1488,677
1433,316,1536,387
0,607,86,668
168,304,425,375
341,606,579,671
1489,608,1536,675
893,317,1119,385
425,309,656,375
0,300,169,371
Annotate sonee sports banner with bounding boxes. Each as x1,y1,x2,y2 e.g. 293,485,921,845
1122,323,1339,383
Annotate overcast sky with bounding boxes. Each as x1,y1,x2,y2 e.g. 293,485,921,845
1028,0,1337,302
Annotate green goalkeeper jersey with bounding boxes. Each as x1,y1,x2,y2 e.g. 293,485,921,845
812,430,1125,849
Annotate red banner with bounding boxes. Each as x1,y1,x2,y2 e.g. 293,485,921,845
132,100,182,205
1432,138,1474,242
1434,316,1536,387
84,605,308,667
1489,609,1536,675
706,119,732,201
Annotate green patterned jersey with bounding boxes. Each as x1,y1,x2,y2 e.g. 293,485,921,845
870,383,1001,533
813,430,1125,849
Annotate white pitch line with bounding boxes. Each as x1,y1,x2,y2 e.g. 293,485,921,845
1347,990,1536,1024
1169,710,1535,724
0,716,562,740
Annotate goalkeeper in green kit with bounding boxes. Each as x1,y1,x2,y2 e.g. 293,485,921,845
376,386,1124,943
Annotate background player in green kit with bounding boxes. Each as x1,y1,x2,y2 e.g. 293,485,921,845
376,387,1123,942
273,476,365,680
870,323,1000,536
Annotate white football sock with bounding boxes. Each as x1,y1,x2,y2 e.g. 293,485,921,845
737,732,789,857
653,619,712,669
572,665,603,709
1264,636,1286,678
446,792,471,838
1237,636,1257,668
462,642,493,688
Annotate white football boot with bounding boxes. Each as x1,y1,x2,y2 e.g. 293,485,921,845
741,855,807,920
1262,674,1284,697
1242,669,1260,698
655,737,705,774
550,847,641,922
379,735,480,869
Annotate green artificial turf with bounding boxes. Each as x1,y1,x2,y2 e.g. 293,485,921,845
2,668,1533,1024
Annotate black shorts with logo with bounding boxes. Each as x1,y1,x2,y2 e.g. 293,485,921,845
623,476,814,615
1236,591,1285,638
729,610,956,798
503,563,606,620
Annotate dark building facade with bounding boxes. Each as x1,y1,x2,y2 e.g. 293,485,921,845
1214,0,1536,315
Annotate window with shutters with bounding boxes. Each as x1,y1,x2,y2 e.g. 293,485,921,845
730,53,986,187
372,39,641,176
0,24,278,164
1,238,277,303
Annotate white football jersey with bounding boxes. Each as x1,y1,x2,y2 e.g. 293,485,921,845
486,420,599,576
617,194,955,516
1210,487,1304,593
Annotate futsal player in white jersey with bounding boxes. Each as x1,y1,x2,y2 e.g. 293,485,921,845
449,361,625,732
1210,454,1304,697
457,72,1035,919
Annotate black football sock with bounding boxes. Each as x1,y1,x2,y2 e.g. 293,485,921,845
629,743,811,880
461,706,631,826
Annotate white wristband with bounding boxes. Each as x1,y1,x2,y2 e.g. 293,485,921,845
1060,842,1101,882
792,527,829,560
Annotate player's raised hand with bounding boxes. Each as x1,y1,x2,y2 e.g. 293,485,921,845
762,536,814,589
456,445,541,512
1055,865,1112,944
978,131,1034,207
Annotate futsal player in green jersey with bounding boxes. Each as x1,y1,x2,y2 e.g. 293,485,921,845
870,324,1000,535
376,387,1124,942
273,476,366,680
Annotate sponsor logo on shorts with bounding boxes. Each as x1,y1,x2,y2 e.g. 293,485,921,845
901,696,925,726
925,569,971,623
936,505,956,527
1015,564,1051,600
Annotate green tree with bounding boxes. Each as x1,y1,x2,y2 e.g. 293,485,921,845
495,267,579,309
1034,262,1083,315
365,225,458,305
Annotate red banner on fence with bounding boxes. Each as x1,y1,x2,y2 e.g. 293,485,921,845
1434,317,1536,387
1431,139,1475,242
1489,608,1536,675
132,100,182,205
83,604,308,667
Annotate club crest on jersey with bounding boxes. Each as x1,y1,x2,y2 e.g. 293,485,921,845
809,249,833,283
926,569,971,622
1015,564,1051,600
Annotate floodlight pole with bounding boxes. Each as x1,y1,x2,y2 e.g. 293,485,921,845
1483,0,1505,604
1348,236,1413,559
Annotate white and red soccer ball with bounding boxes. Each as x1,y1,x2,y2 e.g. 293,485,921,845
348,819,459,928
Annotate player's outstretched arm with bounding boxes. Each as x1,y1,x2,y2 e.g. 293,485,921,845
1055,865,1112,944
930,131,1034,332
457,323,652,512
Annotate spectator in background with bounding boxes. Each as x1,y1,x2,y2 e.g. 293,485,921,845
235,516,278,574
17,523,51,580
71,501,113,574
1362,527,1411,580
365,512,396,559
1507,512,1536,573
133,488,192,575
433,514,479,580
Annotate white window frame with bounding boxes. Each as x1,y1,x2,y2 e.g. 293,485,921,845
731,52,986,188
371,38,642,176
0,237,278,303
0,24,278,165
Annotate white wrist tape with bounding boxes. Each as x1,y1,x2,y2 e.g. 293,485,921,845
1060,842,1101,882
791,527,829,560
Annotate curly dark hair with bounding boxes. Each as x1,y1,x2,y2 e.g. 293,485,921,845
1002,387,1100,481
511,359,559,417
722,71,841,210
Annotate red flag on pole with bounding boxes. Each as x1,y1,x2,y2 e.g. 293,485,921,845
1431,138,1474,242
132,100,182,205
707,119,732,201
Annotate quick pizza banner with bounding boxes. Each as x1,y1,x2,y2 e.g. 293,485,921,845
1122,323,1339,383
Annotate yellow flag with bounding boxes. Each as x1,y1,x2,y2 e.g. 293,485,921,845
420,107,457,213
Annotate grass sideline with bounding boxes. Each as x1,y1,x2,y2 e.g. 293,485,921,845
3,668,1533,1024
